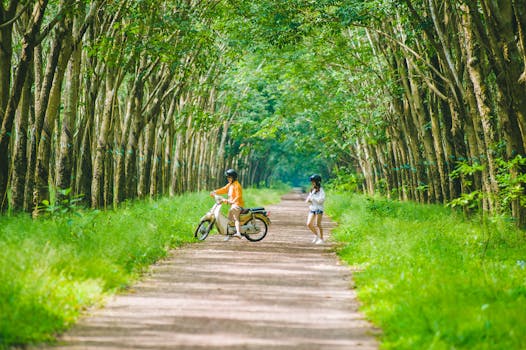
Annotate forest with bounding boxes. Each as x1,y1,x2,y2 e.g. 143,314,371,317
1,1,526,349
1,0,526,220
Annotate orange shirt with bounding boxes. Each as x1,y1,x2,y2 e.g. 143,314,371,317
215,180,244,207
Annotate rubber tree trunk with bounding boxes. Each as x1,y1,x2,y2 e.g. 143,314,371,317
56,14,83,200
0,0,48,211
91,74,116,208
33,22,73,215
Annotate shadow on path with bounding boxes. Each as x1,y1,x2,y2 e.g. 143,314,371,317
35,191,379,350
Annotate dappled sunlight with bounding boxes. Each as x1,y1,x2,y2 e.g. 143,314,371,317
40,192,378,349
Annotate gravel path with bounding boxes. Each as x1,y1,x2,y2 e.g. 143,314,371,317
39,191,379,349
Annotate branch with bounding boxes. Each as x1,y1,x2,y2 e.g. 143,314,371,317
360,24,450,84
36,5,68,44
74,0,106,47
0,2,30,29
407,58,448,100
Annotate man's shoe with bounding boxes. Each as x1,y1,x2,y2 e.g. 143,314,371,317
232,232,243,239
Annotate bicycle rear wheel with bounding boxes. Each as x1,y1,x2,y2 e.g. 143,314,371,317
244,217,268,242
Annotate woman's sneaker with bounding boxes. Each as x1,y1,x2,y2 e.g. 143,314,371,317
315,238,325,245
311,236,318,243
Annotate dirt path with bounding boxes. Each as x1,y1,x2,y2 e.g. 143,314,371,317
40,191,379,349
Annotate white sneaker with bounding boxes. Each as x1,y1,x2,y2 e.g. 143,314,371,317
311,236,318,243
315,238,325,245
223,235,232,241
232,232,243,239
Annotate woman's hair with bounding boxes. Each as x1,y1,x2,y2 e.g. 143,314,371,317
309,174,321,193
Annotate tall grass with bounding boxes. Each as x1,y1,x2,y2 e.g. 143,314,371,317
0,187,288,349
245,186,288,207
327,191,526,349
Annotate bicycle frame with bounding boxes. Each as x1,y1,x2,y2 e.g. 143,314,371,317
195,194,271,241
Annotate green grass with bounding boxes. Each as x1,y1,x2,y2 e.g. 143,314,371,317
0,187,288,349
326,191,526,350
245,186,288,207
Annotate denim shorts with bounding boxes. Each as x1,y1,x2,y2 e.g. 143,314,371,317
310,209,324,215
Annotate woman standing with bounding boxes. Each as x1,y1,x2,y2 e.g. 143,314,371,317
306,174,326,244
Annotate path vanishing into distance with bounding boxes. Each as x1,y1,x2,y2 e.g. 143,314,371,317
36,191,379,350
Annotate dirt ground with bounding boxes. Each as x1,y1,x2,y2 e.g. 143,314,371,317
36,191,379,350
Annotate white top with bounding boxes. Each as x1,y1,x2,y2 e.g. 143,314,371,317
306,187,325,212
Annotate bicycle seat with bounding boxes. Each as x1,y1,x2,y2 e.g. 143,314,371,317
240,207,265,214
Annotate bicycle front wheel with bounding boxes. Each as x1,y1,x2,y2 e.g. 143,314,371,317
194,220,213,240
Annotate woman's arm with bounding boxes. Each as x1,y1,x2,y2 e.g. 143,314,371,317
312,189,325,205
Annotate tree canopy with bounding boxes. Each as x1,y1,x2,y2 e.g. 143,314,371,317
1,0,526,224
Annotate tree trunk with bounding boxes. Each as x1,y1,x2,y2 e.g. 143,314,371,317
9,66,32,211
428,96,447,203
56,12,82,199
0,1,15,129
461,5,500,212
91,74,116,208
33,22,73,214
407,59,439,202
0,1,15,210
152,123,169,197
0,0,49,211
75,113,92,203
115,74,142,204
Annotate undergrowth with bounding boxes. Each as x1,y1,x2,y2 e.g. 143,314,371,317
327,191,526,350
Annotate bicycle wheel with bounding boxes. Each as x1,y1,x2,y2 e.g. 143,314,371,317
244,217,268,242
194,220,213,240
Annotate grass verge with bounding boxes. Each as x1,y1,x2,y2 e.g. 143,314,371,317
0,187,287,349
326,191,526,350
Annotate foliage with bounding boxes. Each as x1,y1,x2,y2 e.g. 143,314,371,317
448,190,484,210
495,156,526,208
326,167,360,192
36,188,85,216
448,156,526,217
219,15,388,186
326,190,526,349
